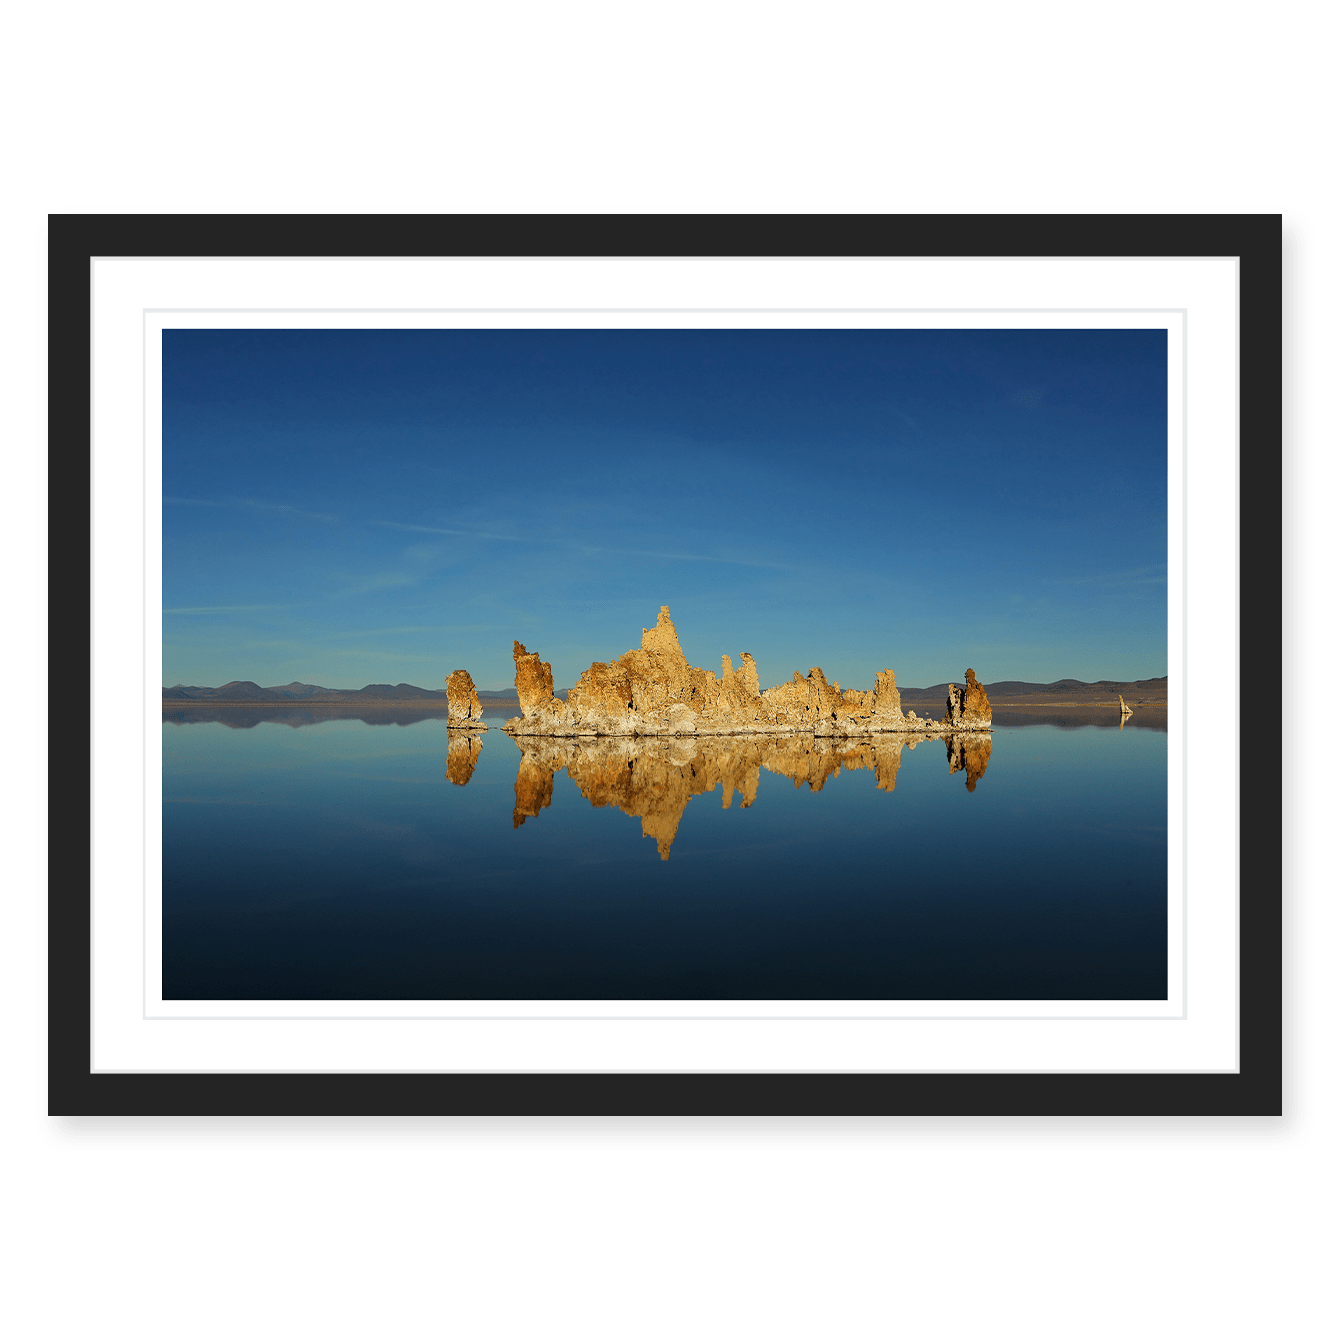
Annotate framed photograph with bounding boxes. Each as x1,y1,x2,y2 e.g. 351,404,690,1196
53,215,1279,1115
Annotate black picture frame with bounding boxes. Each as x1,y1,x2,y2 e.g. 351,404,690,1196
51,214,1281,1116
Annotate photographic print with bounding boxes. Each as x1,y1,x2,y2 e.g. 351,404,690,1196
161,326,1167,1003
56,216,1277,1115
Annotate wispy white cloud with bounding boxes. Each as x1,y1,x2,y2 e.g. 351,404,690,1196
328,571,419,599
328,648,443,664
953,642,1054,656
575,544,793,571
373,517,789,570
165,496,336,522
1050,565,1166,588
374,521,526,542
325,624,496,638
163,795,284,806
165,604,294,615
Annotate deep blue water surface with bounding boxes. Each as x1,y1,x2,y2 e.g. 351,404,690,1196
162,711,1167,999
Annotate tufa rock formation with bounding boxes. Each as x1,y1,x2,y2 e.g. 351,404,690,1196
445,669,486,729
945,668,992,730
503,606,992,739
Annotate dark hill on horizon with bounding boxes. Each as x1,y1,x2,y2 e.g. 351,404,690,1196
898,676,1167,705
162,681,571,703
162,680,452,703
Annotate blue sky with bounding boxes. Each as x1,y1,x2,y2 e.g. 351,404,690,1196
163,328,1167,691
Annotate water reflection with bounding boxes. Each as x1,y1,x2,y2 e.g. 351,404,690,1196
510,731,989,860
990,709,1166,731
446,734,484,786
947,734,992,791
162,705,456,730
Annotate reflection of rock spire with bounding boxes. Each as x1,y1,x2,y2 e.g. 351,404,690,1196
445,734,483,786
946,734,992,792
509,729,990,857
512,751,555,828
509,735,699,859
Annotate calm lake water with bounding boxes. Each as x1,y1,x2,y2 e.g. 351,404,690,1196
162,709,1167,1000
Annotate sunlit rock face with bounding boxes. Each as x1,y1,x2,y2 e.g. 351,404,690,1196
510,641,572,732
445,734,483,785
513,641,553,710
445,669,486,729
567,661,634,724
503,606,992,738
872,669,904,723
509,729,984,859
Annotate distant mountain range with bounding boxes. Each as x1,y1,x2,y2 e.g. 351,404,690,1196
161,681,569,703
162,678,1164,706
163,681,449,703
163,678,1165,705
898,677,1167,703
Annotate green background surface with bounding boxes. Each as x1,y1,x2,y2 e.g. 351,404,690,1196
7,2,1319,1330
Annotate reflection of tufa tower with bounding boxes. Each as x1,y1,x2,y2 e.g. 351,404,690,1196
507,729,991,858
